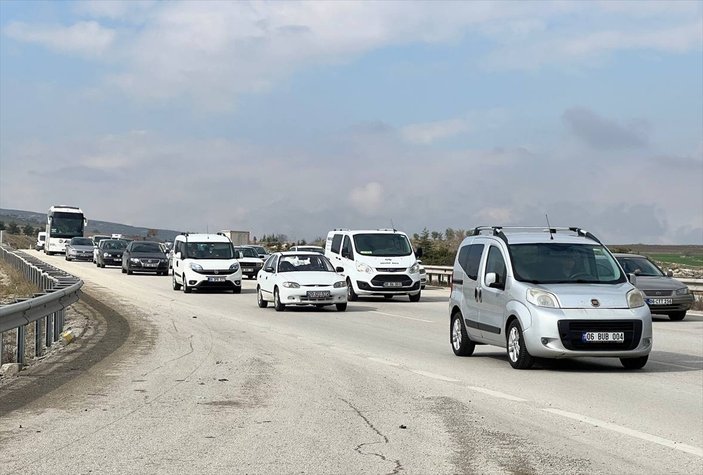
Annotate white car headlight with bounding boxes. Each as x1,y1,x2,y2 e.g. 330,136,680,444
229,262,240,272
526,288,560,308
282,281,300,288
674,287,690,296
69,249,77,255
409,262,420,274
333,280,347,288
627,289,645,308
103,252,109,257
190,262,203,271
356,262,373,274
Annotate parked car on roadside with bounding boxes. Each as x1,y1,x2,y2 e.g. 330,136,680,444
449,226,652,370
122,241,169,275
96,239,127,268
65,237,95,261
614,253,694,321
234,246,265,279
257,252,347,312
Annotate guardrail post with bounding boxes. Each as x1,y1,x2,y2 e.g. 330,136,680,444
35,319,43,357
17,325,26,365
53,311,60,342
46,313,53,347
58,309,65,334
0,334,4,364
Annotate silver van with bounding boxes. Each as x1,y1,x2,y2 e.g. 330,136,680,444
449,227,652,369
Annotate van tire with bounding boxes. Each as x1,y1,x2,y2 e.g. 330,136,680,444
183,279,192,293
257,287,268,308
347,279,358,301
451,311,475,356
233,286,241,294
506,320,535,369
121,267,126,274
620,356,648,369
274,288,285,311
172,274,181,291
336,303,347,312
409,291,421,302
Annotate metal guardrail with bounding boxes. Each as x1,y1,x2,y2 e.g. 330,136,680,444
423,264,703,296
0,245,83,365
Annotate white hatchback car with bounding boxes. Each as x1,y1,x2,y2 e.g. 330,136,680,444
257,252,348,311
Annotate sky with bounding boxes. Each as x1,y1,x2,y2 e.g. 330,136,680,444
0,0,701,244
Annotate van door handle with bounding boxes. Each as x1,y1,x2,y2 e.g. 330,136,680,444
477,289,482,302
474,288,478,301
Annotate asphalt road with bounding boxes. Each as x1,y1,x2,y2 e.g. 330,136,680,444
1,251,701,474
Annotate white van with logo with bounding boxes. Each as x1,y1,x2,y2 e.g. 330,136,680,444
325,229,423,302
171,233,242,294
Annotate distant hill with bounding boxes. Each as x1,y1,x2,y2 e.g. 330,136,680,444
0,208,180,242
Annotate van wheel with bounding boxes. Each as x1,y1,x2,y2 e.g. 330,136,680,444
620,356,648,369
668,311,686,321
172,274,181,290
183,279,192,293
336,303,347,312
409,291,421,302
127,269,133,275
257,287,267,308
451,312,475,356
506,320,535,369
274,288,285,311
233,286,241,294
347,279,358,301
121,267,126,274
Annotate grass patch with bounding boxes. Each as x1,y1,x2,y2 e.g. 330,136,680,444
0,260,39,303
647,253,703,268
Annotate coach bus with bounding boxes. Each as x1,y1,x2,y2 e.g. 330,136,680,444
45,205,87,255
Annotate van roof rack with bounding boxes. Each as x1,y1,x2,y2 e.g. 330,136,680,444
468,226,601,244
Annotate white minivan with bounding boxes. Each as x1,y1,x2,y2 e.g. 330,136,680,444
325,229,423,302
36,231,47,251
171,233,242,293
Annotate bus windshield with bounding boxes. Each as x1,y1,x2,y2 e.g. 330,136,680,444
49,212,85,238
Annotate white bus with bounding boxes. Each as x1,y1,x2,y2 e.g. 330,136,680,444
45,205,87,255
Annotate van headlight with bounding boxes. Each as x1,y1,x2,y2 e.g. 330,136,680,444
627,289,645,308
356,262,373,274
229,262,240,272
674,287,690,295
333,280,347,288
526,288,560,308
409,262,420,274
282,281,300,288
104,252,109,257
130,258,140,263
190,262,203,271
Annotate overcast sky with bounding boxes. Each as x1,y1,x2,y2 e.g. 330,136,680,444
1,1,701,243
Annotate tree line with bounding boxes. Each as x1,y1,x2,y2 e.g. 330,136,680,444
411,228,473,266
0,221,40,236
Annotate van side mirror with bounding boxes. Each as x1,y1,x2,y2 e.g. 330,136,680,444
335,267,345,273
415,247,423,259
628,273,637,285
485,272,504,289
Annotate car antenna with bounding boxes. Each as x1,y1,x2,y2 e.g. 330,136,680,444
545,214,554,240
390,219,396,232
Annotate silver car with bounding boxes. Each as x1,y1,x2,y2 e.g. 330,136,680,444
614,253,694,321
449,226,652,370
65,237,95,261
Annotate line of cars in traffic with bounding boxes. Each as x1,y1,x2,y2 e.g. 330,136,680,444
51,226,695,371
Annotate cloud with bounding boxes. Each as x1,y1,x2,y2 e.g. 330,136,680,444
348,182,384,216
400,118,471,145
4,21,115,57
562,107,649,150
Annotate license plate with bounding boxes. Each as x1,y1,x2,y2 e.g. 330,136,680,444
144,263,158,267
383,282,403,288
208,276,226,282
582,332,625,343
307,291,330,298
646,298,672,305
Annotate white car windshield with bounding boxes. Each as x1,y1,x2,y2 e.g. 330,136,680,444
278,255,334,272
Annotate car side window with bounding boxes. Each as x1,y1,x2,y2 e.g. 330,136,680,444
331,234,342,254
460,244,484,281
484,246,507,288
342,236,353,259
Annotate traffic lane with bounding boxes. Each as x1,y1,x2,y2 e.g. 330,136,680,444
20,253,703,463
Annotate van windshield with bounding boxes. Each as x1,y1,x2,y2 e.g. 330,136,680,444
509,243,625,284
353,233,412,257
186,242,234,259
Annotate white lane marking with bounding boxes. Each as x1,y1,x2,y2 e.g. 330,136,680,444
544,408,703,458
370,311,433,323
467,386,527,402
367,357,401,367
409,369,460,382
